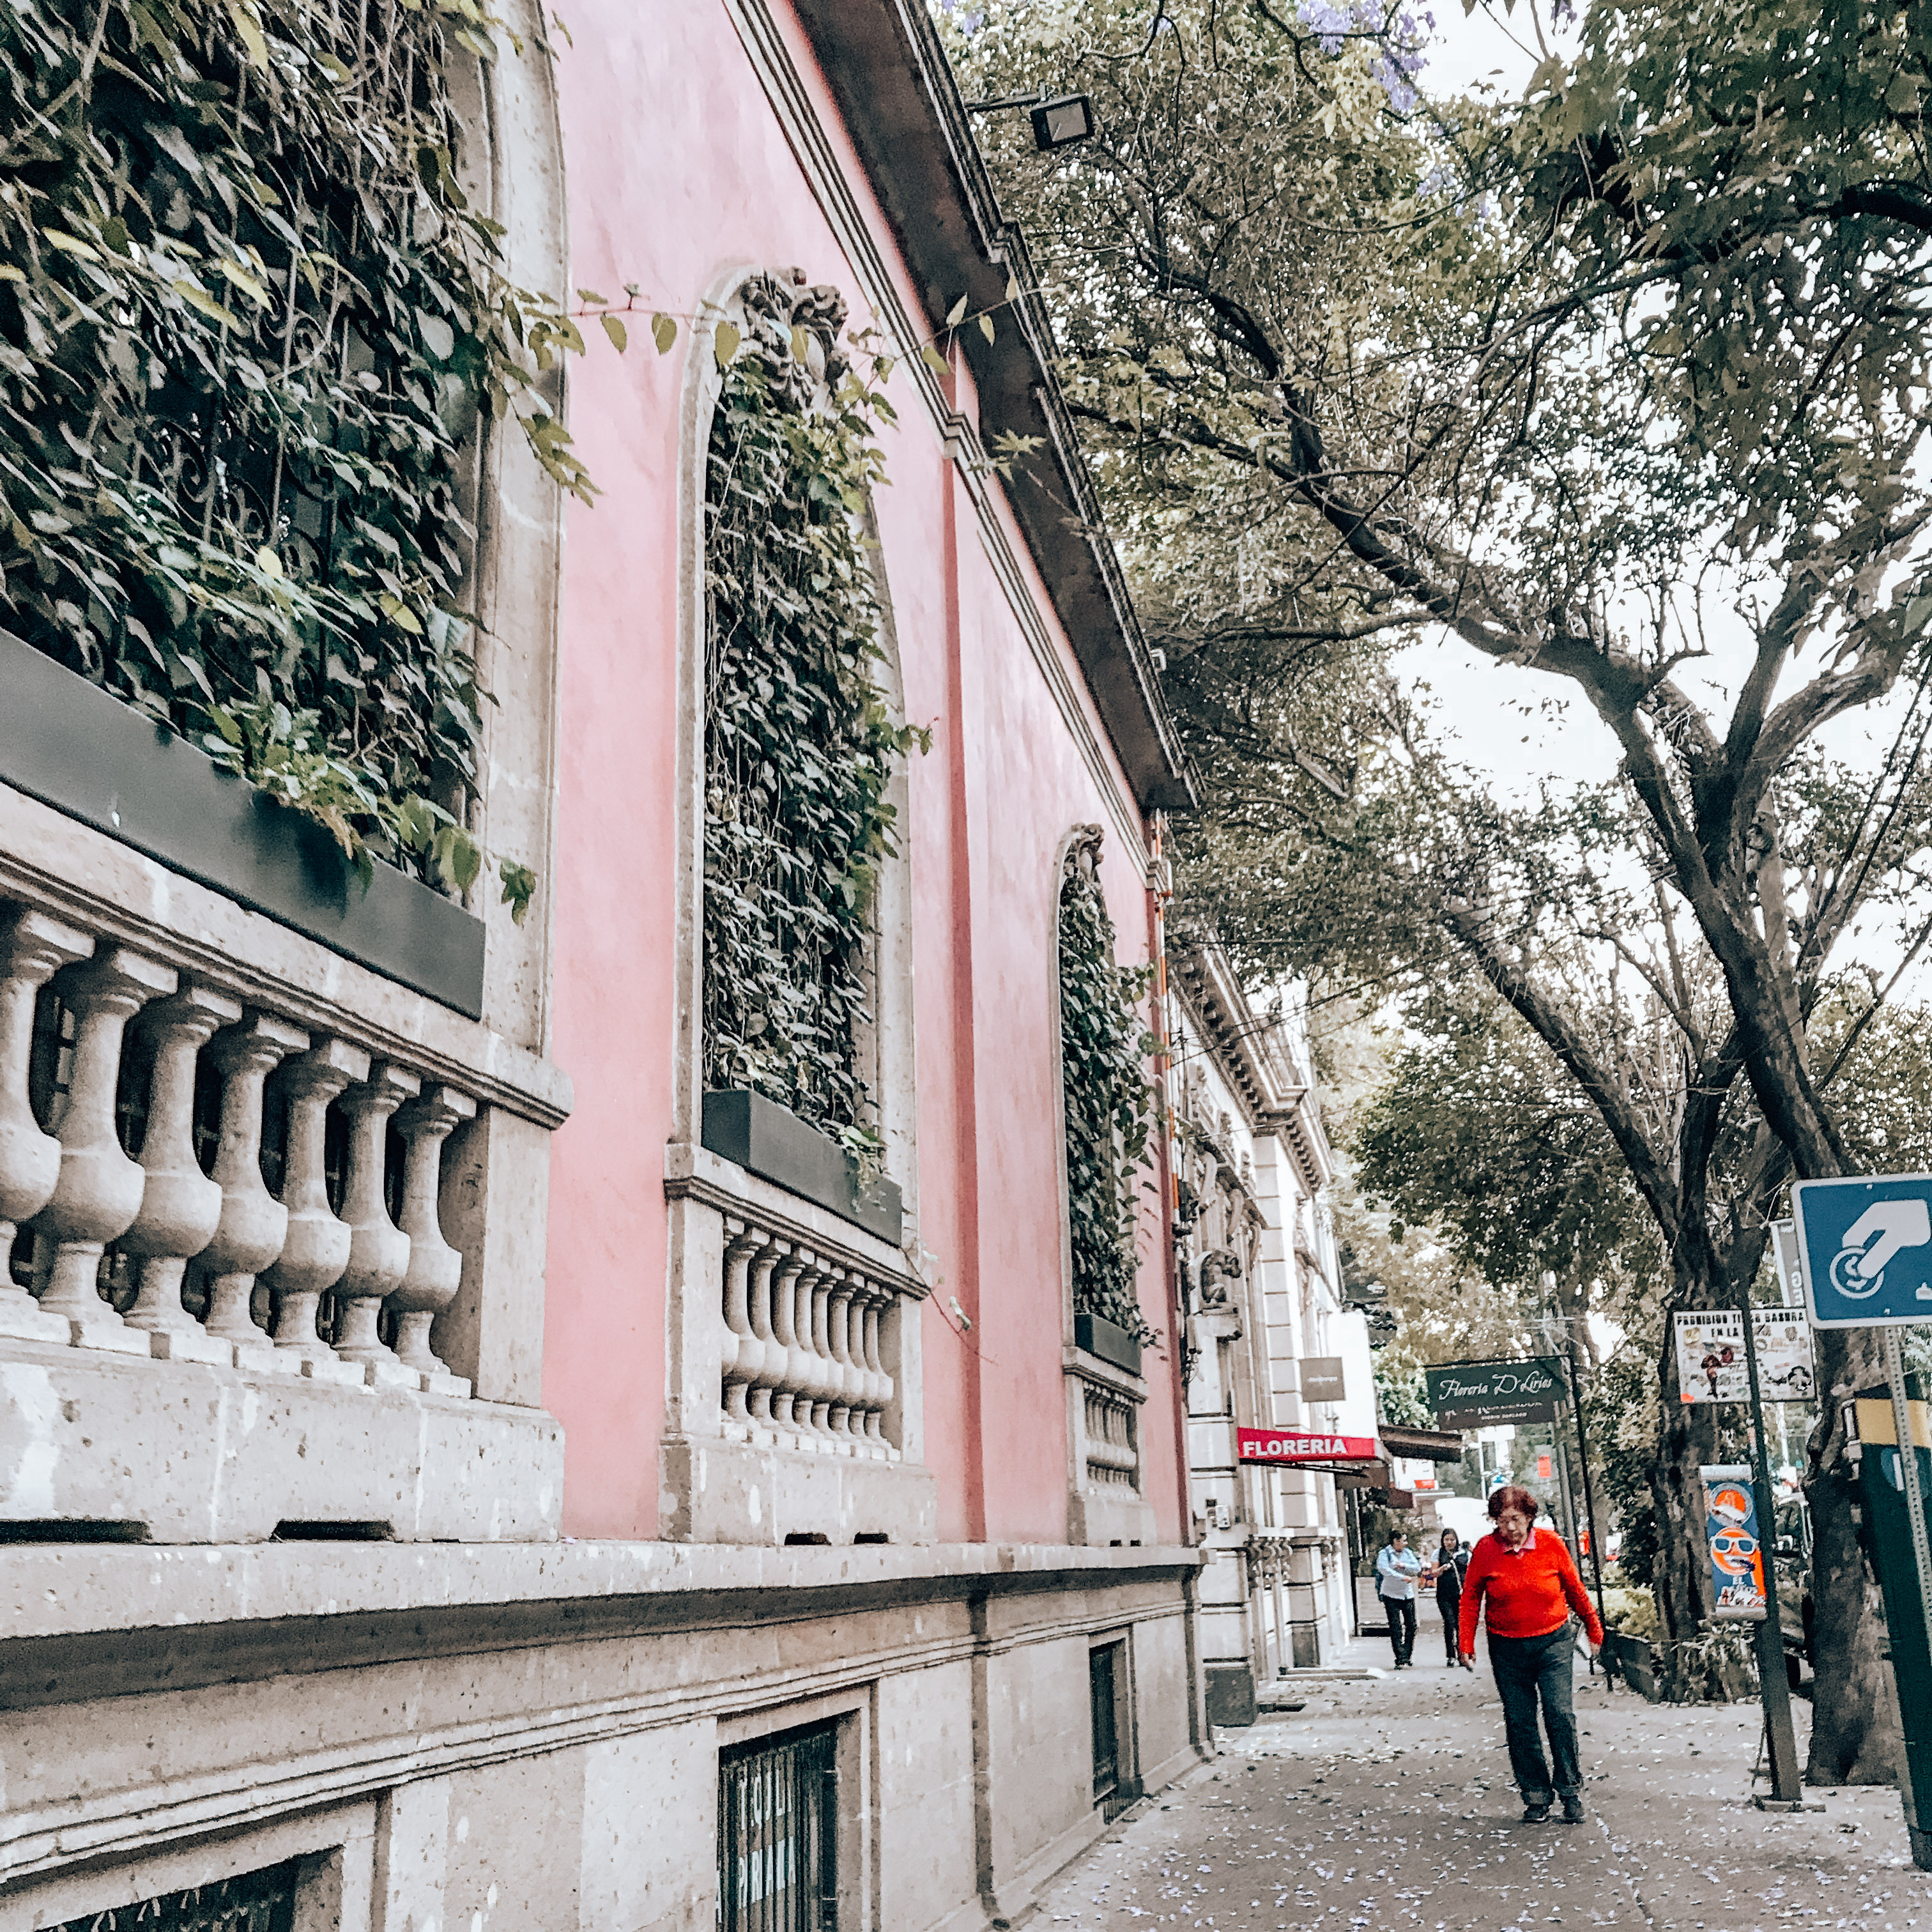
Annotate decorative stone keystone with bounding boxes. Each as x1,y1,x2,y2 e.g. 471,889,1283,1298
121,984,244,1361
390,1084,478,1396
199,1014,309,1365
0,906,93,1342
334,1061,420,1388
34,946,178,1353
262,1038,369,1388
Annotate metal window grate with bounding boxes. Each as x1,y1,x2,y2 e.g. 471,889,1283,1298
1091,1639,1135,1821
717,1721,839,1932
40,1857,301,1932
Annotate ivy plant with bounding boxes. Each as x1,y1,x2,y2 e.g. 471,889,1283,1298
0,0,595,921
1058,833,1158,1343
702,275,928,1160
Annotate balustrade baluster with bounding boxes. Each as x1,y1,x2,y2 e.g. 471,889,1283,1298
262,1039,368,1386
199,1015,307,1365
769,1247,811,1432
744,1236,786,1423
34,947,176,1352
390,1084,478,1395
0,907,91,1342
826,1273,856,1443
334,1061,420,1387
861,1288,891,1446
121,985,243,1359
720,1218,762,1423
806,1265,838,1442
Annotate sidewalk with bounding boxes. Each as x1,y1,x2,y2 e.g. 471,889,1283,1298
1033,1637,1932,1929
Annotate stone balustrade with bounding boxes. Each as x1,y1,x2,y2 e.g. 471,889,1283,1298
0,903,478,1394
661,1140,936,1544
0,854,567,1544
1080,1379,1140,1490
718,1213,899,1461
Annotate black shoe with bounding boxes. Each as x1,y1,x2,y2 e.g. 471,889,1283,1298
1521,1800,1552,1824
1561,1795,1586,1823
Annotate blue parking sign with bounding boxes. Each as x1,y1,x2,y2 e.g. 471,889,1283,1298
1794,1174,1932,1327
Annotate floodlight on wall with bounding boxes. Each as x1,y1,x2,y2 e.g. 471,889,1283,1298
963,90,1097,152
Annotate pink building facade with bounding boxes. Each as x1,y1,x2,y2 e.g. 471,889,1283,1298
0,3,1210,1929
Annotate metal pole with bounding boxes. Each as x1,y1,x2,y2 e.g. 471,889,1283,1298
1882,1326,1932,1866
1741,1301,1804,1804
1558,1327,1609,1637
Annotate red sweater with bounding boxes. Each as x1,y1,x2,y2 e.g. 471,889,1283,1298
1459,1527,1604,1652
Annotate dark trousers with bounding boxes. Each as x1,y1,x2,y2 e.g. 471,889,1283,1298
1489,1623,1581,1798
1438,1595,1460,1660
1384,1595,1416,1664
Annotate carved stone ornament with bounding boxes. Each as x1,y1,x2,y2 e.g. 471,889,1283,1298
733,270,851,414
1063,823,1105,887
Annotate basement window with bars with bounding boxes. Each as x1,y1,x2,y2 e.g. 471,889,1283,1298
1090,1637,1135,1822
40,1857,301,1932
717,1719,839,1932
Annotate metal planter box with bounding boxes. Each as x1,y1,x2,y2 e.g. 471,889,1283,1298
700,1087,903,1245
1074,1310,1142,1376
0,631,485,1017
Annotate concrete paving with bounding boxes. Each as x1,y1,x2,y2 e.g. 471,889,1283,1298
1033,1635,1932,1930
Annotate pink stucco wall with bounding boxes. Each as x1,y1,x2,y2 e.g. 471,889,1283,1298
542,0,1183,1546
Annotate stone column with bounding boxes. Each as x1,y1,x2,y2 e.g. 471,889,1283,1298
334,1061,419,1388
199,1014,308,1365
34,946,177,1352
121,984,243,1360
262,1038,369,1386
0,907,93,1342
389,1084,477,1396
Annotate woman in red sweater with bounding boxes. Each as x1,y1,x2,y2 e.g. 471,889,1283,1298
1459,1485,1604,1823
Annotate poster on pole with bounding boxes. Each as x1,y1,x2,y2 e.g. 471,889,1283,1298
1770,1219,1804,1307
1674,1310,1816,1404
1700,1464,1768,1620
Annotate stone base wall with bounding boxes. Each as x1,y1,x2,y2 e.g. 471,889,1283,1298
1,1544,1205,1932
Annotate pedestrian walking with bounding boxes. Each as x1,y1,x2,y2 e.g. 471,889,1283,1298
1375,1529,1421,1667
1459,1485,1604,1823
1427,1527,1471,1667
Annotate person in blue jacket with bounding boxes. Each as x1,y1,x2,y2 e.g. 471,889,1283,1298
1376,1530,1422,1667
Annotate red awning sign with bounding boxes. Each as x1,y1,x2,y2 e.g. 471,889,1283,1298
1238,1429,1379,1465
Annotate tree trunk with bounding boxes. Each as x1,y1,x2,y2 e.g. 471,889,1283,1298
1652,1320,1719,1669
1807,1324,1901,1784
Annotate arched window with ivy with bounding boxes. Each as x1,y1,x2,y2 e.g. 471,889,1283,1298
1057,826,1158,1343
0,0,585,916
700,272,924,1169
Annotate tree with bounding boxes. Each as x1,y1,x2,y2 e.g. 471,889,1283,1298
950,0,1932,1779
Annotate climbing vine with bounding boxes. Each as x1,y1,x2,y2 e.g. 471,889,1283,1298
1058,830,1158,1342
0,0,596,916
702,274,927,1154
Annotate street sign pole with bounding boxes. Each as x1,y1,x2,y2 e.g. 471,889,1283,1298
1556,1325,1609,1639
1738,1296,1803,1804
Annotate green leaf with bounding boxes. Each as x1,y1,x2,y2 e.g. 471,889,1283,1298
227,0,270,68
790,324,809,364
652,312,678,354
171,279,242,329
600,312,627,353
921,342,949,376
977,313,995,344
946,293,969,326
255,546,283,578
714,319,741,367
417,309,456,360
576,288,610,305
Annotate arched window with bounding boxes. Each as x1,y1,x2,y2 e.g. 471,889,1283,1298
1056,826,1156,1342
696,272,919,1172
0,1,569,928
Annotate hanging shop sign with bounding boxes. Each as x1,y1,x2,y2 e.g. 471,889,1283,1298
1299,1356,1347,1404
1700,1464,1769,1621
1673,1309,1816,1404
1423,1358,1564,1430
1236,1429,1377,1466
